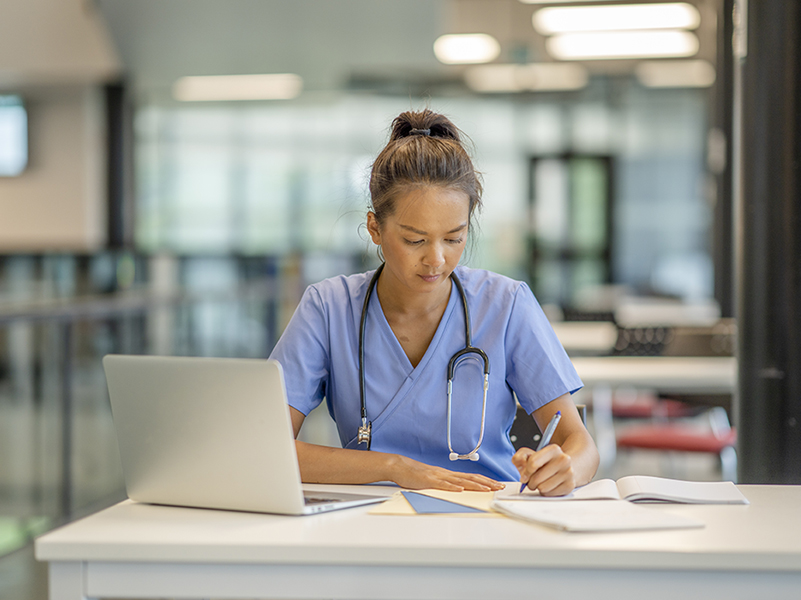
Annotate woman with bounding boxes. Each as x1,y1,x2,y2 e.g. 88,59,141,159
270,109,599,495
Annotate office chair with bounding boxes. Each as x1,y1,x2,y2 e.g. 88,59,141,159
615,406,737,482
510,404,587,451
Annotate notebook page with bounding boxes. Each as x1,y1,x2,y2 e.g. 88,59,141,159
494,479,621,501
492,499,705,532
615,476,749,504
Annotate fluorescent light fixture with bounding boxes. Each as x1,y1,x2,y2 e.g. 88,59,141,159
464,63,588,92
0,95,28,177
547,30,699,60
172,74,303,102
434,34,501,65
534,3,701,34
635,59,716,87
520,1,608,4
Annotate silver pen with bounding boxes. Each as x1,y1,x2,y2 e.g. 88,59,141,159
519,410,562,493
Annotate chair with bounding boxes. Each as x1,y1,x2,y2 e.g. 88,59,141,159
605,321,737,481
615,406,737,482
510,404,587,451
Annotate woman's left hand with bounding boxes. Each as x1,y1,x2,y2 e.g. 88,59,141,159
512,444,577,497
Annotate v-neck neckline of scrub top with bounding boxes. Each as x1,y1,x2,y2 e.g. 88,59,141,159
371,277,458,377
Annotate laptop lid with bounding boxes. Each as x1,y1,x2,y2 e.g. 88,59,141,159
103,355,383,515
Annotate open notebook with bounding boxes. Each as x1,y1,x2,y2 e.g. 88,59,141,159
491,499,705,533
495,475,749,505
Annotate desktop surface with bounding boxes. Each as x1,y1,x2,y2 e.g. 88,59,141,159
36,484,800,571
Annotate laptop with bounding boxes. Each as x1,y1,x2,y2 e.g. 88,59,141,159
102,354,390,515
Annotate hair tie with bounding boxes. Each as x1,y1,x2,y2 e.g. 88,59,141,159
409,128,431,136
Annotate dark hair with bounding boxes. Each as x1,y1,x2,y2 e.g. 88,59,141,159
369,109,483,228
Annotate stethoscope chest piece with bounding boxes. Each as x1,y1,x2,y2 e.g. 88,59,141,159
357,418,372,450
450,451,480,461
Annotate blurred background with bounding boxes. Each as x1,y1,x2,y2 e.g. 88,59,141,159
0,0,760,594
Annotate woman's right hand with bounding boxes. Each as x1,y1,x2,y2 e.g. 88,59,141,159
390,454,504,492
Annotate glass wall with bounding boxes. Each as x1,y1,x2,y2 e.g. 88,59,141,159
0,254,286,556
135,86,712,305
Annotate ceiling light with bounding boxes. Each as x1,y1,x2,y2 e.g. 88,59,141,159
635,59,716,88
434,34,501,65
547,30,699,60
534,3,701,34
520,0,609,3
464,63,588,92
172,74,303,102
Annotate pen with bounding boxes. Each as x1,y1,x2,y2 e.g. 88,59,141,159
519,410,561,493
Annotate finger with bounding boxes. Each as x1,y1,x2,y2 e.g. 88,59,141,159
511,447,535,469
458,473,505,490
526,454,567,488
432,480,466,492
536,472,576,497
527,454,574,495
518,445,560,482
432,467,504,491
445,474,492,492
531,464,569,493
521,450,572,494
457,480,492,491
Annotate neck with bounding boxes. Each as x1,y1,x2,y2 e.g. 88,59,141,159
376,268,453,318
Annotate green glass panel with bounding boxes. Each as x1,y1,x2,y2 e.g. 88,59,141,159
570,158,607,253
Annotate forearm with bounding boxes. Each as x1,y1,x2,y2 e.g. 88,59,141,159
295,440,503,491
560,430,600,487
295,440,398,484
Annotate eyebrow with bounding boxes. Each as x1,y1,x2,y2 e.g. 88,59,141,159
399,223,468,235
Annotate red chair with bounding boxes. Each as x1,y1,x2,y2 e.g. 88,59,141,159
612,393,697,420
615,407,737,482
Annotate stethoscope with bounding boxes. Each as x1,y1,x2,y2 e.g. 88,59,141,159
357,263,490,461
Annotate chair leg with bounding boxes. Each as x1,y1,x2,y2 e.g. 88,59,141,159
720,445,738,483
590,385,617,477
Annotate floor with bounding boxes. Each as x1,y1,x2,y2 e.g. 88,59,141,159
0,545,47,600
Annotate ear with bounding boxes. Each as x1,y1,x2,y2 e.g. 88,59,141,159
366,212,382,245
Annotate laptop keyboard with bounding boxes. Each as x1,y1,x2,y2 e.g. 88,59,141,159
304,496,343,505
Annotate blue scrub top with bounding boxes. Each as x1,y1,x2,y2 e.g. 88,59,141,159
269,266,582,481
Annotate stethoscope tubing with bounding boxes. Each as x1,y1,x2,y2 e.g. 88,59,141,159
358,264,491,459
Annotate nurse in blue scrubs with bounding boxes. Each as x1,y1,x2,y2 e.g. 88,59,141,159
270,109,599,495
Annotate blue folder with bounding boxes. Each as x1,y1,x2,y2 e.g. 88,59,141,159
400,491,486,514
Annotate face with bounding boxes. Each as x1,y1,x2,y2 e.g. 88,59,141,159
367,186,470,297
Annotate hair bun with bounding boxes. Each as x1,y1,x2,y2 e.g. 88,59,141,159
390,109,461,143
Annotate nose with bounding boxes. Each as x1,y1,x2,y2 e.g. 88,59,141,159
422,242,446,268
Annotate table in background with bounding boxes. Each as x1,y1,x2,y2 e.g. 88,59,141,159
570,356,737,474
571,356,737,394
35,484,801,600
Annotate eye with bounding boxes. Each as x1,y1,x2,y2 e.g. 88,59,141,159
447,237,464,245
404,238,424,246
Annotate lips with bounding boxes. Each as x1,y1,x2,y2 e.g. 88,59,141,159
419,274,441,283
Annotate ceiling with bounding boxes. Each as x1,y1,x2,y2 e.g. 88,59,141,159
96,0,719,104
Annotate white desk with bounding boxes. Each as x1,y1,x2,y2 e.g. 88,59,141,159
35,484,801,600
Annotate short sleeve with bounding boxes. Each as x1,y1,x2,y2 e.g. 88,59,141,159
504,283,583,414
268,286,330,415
